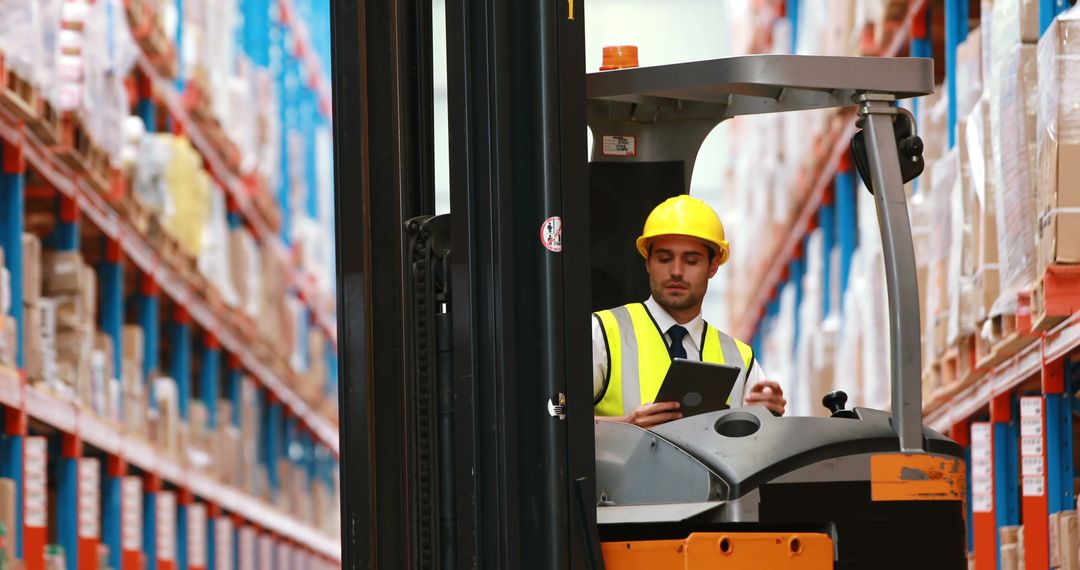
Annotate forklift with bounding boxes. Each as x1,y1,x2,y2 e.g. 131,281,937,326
330,1,966,568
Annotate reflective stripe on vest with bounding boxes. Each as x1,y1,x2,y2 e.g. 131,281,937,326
593,303,754,416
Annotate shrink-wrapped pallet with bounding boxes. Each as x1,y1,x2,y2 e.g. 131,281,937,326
990,0,1039,315
1036,8,1080,275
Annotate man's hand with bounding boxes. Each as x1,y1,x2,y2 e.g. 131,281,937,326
602,401,682,428
744,380,786,416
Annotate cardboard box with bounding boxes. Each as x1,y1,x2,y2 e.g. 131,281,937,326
0,478,15,563
1062,511,1080,570
122,325,144,368
0,316,16,367
22,233,41,306
1001,543,1019,570
1021,0,1040,42
1052,511,1064,568
1036,10,1080,275
42,251,84,296
23,300,44,381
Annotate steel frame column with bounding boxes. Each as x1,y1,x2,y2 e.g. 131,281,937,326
100,238,124,418
945,0,968,148
144,474,160,570
1,137,25,367
138,274,161,407
199,334,221,430
56,194,79,251
1,407,26,559
443,0,592,566
329,0,435,565
58,434,80,570
169,306,192,420
103,456,125,570
818,188,835,316
835,158,858,306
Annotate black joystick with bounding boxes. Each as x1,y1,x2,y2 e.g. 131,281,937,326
822,391,851,417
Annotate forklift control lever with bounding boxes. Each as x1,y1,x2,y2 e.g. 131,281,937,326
822,390,857,419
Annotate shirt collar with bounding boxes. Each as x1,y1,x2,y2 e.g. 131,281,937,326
644,296,704,351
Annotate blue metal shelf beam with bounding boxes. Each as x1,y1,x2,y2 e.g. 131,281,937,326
170,307,193,420
1,141,25,368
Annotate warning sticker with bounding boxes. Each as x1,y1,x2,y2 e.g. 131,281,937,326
541,216,563,252
601,135,636,157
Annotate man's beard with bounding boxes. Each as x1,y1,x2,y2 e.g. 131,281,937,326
653,284,700,312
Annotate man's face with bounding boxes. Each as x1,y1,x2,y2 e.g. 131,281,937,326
645,235,720,313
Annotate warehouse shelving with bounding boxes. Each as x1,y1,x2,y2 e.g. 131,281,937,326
734,0,1080,567
0,106,338,453
731,0,928,342
0,366,340,560
0,0,341,567
134,44,337,349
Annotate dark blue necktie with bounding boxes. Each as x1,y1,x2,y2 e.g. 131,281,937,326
667,325,688,360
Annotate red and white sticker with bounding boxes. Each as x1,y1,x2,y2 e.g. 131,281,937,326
541,216,563,252
601,135,636,156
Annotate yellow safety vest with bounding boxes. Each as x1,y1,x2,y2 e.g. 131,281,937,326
593,303,755,416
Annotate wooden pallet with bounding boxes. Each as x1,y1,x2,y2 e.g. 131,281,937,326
27,99,62,146
975,312,1037,370
1032,264,1080,332
0,55,42,123
941,333,982,391
117,193,153,237
124,0,177,78
53,114,109,178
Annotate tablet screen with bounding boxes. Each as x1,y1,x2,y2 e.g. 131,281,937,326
653,359,741,418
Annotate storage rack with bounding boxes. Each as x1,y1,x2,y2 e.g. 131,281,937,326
0,0,341,568
734,0,1079,568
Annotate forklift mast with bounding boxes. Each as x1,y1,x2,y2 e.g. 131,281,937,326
331,0,953,568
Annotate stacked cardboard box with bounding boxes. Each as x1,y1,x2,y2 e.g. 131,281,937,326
41,250,97,401
1036,9,1080,276
121,325,147,435
22,233,46,382
1001,525,1020,570
0,478,15,565
0,245,14,368
150,376,181,458
990,0,1040,314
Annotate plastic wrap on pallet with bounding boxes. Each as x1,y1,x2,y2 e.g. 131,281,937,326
80,0,139,162
132,133,174,212
1036,7,1080,273
957,29,984,123
163,135,212,256
990,0,1038,316
0,0,47,81
198,188,240,307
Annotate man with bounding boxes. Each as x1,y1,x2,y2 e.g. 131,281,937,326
593,195,786,428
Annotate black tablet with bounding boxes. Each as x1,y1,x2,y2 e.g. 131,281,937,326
654,359,741,417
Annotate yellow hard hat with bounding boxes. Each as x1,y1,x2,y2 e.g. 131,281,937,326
636,195,729,264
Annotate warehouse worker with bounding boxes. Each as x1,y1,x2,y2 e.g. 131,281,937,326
593,196,786,428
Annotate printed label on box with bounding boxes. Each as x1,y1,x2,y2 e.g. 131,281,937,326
188,503,207,567
121,477,142,551
216,517,234,570
1021,436,1043,456
1021,417,1043,436
78,458,100,538
1022,455,1045,476
973,494,994,513
157,492,176,561
24,437,48,528
1020,396,1043,417
601,135,637,156
1023,475,1045,497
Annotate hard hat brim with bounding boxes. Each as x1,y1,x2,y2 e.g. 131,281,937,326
636,233,730,265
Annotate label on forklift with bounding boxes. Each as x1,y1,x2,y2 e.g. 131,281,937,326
1021,455,1045,476
540,216,563,252
1023,476,1045,497
1021,435,1043,456
601,135,636,156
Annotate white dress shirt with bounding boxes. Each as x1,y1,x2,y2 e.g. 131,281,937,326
592,297,767,403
